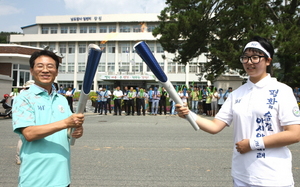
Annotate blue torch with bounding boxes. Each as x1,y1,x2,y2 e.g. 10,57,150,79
134,41,199,131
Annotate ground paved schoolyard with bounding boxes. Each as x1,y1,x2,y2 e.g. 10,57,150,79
1,110,300,187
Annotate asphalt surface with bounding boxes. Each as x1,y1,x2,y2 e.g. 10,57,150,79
1,102,300,187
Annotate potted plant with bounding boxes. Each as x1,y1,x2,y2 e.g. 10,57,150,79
89,92,98,107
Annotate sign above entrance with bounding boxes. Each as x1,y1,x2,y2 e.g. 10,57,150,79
101,75,155,80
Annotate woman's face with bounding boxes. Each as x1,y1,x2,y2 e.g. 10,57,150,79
242,49,271,83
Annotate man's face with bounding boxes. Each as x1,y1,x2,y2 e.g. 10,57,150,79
30,55,58,90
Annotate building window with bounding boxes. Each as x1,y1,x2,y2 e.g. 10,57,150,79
189,63,198,73
147,43,155,53
108,25,116,33
80,26,88,33
133,62,141,72
98,62,105,72
59,63,66,73
59,43,67,54
133,25,141,32
68,43,75,54
61,26,68,34
78,62,86,72
119,62,129,72
168,62,176,73
156,43,164,53
78,43,86,53
68,62,74,72
147,25,157,32
120,25,131,33
159,62,164,71
108,62,115,72
99,26,107,33
49,43,56,51
69,26,77,33
178,64,185,73
89,26,96,33
50,27,58,34
42,27,49,34
108,44,115,53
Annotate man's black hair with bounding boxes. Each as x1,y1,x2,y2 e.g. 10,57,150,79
29,50,60,69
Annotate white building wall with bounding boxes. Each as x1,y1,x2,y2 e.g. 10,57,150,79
10,13,208,91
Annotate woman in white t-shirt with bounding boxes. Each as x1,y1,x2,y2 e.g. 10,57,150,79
176,36,300,187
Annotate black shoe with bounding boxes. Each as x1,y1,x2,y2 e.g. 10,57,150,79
105,113,107,115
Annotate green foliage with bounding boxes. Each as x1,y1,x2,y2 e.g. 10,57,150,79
89,91,97,102
154,0,300,86
73,92,80,101
0,32,20,43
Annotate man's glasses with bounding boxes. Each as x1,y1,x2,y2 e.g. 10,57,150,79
34,63,56,70
239,55,267,64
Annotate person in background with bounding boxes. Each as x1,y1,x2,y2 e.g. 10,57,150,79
127,86,136,116
211,87,218,117
94,88,102,113
147,87,153,114
65,87,74,113
106,87,112,114
217,88,225,111
12,50,84,187
136,87,147,116
123,86,129,114
176,36,300,187
224,87,233,101
99,87,108,115
57,85,66,96
9,88,19,106
151,86,160,115
190,86,199,114
113,86,123,116
159,87,168,115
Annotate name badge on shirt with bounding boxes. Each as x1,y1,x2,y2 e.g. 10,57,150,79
58,105,65,113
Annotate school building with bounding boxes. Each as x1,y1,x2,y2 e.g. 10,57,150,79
8,13,243,91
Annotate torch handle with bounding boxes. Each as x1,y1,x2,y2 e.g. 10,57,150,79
161,80,199,131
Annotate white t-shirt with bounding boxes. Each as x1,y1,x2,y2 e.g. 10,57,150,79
215,74,300,186
178,92,189,103
113,90,123,99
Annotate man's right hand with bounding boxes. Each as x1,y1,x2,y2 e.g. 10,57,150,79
65,113,84,128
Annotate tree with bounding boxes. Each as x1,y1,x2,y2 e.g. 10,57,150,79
0,32,20,43
271,0,300,86
153,0,300,86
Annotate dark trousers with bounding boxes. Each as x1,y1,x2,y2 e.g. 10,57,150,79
127,99,135,115
202,100,207,114
100,101,107,114
123,100,128,113
107,98,112,113
159,99,167,115
114,99,122,115
66,97,74,113
136,99,140,114
136,98,145,115
148,101,152,113
94,101,101,113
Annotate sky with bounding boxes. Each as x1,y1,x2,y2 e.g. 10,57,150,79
0,0,167,33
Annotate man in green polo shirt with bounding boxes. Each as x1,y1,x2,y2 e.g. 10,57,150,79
12,50,84,187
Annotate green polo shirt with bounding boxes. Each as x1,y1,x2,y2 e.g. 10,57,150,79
12,84,72,187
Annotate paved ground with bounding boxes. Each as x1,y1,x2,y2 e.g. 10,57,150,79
1,101,300,187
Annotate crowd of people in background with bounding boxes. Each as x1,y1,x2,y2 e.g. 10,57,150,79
92,85,235,116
